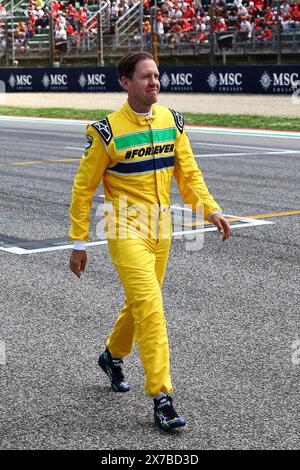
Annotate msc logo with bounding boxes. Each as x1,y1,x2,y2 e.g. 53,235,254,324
87,74,105,86
8,74,32,88
274,73,299,87
160,72,192,90
79,73,106,89
172,73,192,86
42,73,68,88
260,71,299,91
207,72,242,90
219,73,242,86
260,71,272,91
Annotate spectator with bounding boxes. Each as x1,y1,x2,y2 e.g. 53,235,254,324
237,2,249,17
66,22,75,35
52,0,64,15
240,15,252,40
111,2,119,20
261,25,272,40
16,22,26,40
168,5,176,19
35,0,45,8
119,1,130,16
144,20,151,33
172,19,183,33
190,28,206,43
55,23,67,42
264,6,275,26
76,6,88,31
55,22,67,56
254,16,263,31
35,9,49,32
214,17,227,32
161,1,174,14
26,22,35,39
0,3,6,22
201,11,210,29
177,1,188,10
182,17,194,33
248,1,258,18
174,5,183,20
281,0,290,15
281,13,295,32
292,4,300,28
57,11,67,29
183,4,196,19
254,1,264,12
157,17,165,41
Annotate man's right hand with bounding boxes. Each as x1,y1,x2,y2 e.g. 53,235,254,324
70,250,87,278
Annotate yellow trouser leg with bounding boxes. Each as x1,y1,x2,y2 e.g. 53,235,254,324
105,298,135,358
106,237,172,396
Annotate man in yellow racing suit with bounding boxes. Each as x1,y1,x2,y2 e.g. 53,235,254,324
69,52,232,431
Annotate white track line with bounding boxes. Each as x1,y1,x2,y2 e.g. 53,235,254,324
65,147,298,159
194,142,299,152
187,126,300,140
173,219,273,237
65,147,293,158
0,213,273,255
194,151,294,158
0,116,88,126
0,240,108,255
65,146,83,150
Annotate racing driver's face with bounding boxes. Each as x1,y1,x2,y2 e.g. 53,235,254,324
121,59,160,113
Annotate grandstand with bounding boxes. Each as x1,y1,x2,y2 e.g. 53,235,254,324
1,1,300,66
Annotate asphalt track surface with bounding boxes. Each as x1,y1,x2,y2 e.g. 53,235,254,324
0,117,299,450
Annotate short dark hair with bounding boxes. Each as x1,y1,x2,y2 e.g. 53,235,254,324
117,52,156,80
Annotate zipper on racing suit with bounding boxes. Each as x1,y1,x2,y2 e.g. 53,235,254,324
145,117,161,238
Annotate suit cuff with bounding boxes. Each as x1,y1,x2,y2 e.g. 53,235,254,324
73,241,86,250
208,210,221,221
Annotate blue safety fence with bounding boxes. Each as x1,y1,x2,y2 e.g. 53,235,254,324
0,65,299,94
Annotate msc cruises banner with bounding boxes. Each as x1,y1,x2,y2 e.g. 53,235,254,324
0,65,299,94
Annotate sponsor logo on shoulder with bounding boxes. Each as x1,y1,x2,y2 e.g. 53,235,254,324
92,118,113,145
170,109,184,134
85,135,93,150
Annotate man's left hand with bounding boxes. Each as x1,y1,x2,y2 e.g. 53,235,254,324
209,213,232,241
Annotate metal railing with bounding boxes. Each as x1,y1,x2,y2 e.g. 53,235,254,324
84,3,110,34
5,30,299,57
114,3,140,46
4,0,26,16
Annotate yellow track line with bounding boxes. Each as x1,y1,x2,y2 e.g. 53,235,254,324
236,210,300,219
0,158,80,168
185,210,300,227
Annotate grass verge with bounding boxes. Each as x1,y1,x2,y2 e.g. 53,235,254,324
0,106,300,131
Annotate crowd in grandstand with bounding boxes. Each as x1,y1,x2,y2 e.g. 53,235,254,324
1,0,300,55
142,1,300,47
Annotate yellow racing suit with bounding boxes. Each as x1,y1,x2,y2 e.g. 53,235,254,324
69,101,221,396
